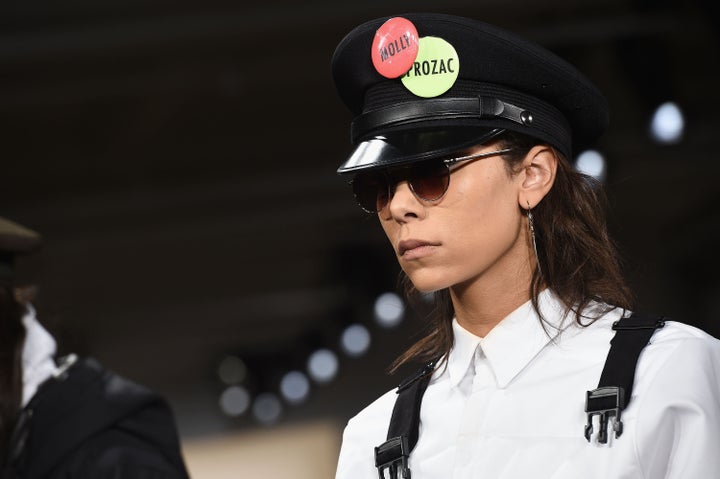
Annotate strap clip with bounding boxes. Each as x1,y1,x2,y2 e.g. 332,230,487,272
375,436,411,479
584,386,625,444
612,318,666,331
396,359,436,393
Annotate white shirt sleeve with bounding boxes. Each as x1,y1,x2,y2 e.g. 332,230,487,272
634,334,720,478
335,389,397,479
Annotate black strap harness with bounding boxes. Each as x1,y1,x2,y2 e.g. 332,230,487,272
374,312,666,478
375,360,436,479
584,313,666,443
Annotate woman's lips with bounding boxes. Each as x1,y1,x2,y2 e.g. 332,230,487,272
398,239,440,259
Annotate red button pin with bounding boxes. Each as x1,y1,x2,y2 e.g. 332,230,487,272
371,17,419,79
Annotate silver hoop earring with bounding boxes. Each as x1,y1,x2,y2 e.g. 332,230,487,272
527,201,543,277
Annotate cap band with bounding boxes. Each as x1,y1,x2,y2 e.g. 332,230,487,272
352,96,530,143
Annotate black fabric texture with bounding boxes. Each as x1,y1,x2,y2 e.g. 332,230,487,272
3,357,189,479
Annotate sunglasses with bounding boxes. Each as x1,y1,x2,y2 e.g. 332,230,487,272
350,148,514,213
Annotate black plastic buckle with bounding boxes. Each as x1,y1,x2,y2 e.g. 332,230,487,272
584,386,625,444
375,436,411,479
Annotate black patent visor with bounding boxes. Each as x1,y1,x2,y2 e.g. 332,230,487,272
337,126,504,175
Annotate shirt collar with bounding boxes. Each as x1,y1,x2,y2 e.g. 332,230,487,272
448,317,482,387
447,289,571,388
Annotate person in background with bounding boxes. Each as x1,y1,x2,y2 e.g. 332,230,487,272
330,12,720,478
0,216,190,478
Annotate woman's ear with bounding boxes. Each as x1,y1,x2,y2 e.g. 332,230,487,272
518,145,558,209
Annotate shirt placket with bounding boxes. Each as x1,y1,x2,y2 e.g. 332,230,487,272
453,344,497,478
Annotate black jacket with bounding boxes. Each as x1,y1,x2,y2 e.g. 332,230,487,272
3,356,190,479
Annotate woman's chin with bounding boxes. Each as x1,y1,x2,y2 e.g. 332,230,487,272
405,273,454,294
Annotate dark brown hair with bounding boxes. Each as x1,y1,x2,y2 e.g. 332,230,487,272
390,131,634,372
0,283,28,464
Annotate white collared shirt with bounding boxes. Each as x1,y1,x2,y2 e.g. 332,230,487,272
335,290,720,478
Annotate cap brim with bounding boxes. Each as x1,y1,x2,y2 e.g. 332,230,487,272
0,217,42,255
337,126,504,174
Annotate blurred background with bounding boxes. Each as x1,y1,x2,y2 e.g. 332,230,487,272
2,0,719,476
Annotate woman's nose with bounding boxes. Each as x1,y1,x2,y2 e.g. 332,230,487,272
386,180,423,220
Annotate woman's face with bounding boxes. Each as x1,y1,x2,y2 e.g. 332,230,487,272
378,144,529,294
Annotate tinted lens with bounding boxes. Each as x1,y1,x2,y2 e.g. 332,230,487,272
408,161,450,201
352,172,388,213
351,160,452,213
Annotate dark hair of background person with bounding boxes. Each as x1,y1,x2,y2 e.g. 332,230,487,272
391,130,635,373
0,282,29,463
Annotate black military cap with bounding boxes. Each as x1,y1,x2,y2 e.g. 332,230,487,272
332,12,609,174
0,217,42,281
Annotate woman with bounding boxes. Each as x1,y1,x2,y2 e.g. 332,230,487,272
0,216,190,479
331,13,720,478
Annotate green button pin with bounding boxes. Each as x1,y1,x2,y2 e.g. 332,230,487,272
401,36,459,98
